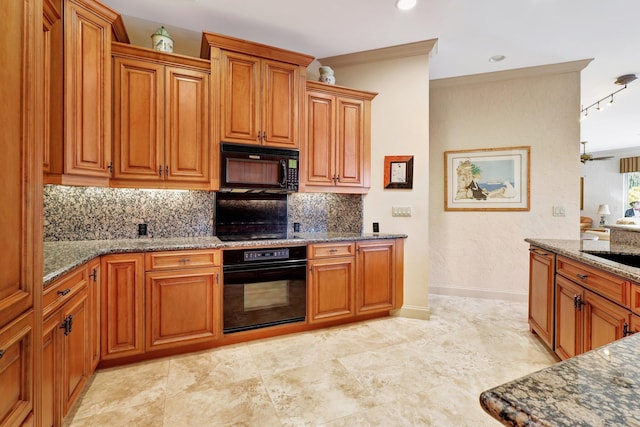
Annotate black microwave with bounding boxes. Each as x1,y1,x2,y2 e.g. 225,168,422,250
219,143,299,193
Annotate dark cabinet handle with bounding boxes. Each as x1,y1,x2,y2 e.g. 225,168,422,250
90,268,98,282
57,288,71,296
623,322,634,337
0,349,4,359
576,274,588,281
159,165,163,177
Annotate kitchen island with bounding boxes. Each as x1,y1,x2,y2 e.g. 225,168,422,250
480,332,640,426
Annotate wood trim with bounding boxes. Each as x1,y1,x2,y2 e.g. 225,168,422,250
68,0,129,42
112,42,210,71
201,31,314,66
306,81,377,100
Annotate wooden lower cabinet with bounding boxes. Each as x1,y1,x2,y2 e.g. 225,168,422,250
0,311,35,427
356,241,396,314
101,253,145,360
145,267,221,351
87,258,101,372
41,291,90,425
631,314,640,334
528,246,555,349
308,256,356,323
555,274,631,360
308,240,397,323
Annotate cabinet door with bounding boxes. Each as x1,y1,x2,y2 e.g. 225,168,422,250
584,290,630,352
261,59,299,148
101,254,145,360
60,288,90,417
165,66,211,183
64,0,113,178
220,51,261,144
554,275,583,360
336,97,366,187
631,314,640,334
308,258,355,323
0,311,35,426
112,56,164,181
0,0,40,330
305,91,336,187
145,268,220,351
87,258,101,372
528,247,555,349
42,314,60,427
356,241,395,315
42,0,61,174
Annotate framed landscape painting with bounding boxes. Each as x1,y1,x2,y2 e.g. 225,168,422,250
444,146,530,211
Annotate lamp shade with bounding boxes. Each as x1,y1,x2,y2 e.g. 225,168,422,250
597,204,611,215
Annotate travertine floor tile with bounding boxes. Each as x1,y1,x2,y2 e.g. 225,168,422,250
67,294,557,427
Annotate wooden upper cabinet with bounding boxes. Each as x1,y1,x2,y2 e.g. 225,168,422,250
112,43,211,189
201,31,314,149
303,82,376,193
45,0,129,187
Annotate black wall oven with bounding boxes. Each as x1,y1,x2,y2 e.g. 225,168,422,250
222,246,306,334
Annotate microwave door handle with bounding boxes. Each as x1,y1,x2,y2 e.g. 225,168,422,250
279,159,287,188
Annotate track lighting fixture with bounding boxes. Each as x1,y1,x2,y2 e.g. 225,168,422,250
580,74,637,119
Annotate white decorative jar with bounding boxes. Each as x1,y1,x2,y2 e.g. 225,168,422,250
318,66,336,85
151,26,174,53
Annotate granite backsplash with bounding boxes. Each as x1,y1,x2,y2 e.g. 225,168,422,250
43,185,363,241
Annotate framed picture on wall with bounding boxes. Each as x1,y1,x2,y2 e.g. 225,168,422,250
444,146,530,211
384,156,413,189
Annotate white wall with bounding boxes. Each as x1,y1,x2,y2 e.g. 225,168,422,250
429,61,588,302
581,147,640,225
319,41,436,319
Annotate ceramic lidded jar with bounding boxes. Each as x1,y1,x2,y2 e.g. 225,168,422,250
318,66,336,84
151,26,174,53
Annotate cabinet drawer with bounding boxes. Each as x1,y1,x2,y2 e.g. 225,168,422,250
308,243,355,259
43,265,89,319
145,249,221,271
556,256,629,307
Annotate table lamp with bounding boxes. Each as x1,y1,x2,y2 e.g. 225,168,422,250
597,204,611,226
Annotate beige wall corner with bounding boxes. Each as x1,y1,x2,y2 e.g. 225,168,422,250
322,40,436,317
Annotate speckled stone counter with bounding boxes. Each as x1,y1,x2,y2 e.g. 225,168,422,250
43,233,406,286
480,333,640,426
525,238,640,282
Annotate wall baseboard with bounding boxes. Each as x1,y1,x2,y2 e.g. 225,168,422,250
429,286,528,303
391,305,431,320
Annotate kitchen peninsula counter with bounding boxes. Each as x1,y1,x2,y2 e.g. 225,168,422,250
44,233,407,285
480,332,640,426
525,238,640,282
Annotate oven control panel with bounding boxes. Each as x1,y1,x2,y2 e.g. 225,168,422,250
244,248,289,262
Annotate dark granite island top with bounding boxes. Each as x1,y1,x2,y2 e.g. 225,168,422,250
479,332,640,426
43,232,407,286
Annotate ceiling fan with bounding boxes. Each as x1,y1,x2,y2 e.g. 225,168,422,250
580,141,614,163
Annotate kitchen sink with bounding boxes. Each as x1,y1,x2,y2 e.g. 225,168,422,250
581,251,640,268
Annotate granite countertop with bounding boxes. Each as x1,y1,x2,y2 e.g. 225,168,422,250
525,238,640,283
43,232,407,286
479,333,640,426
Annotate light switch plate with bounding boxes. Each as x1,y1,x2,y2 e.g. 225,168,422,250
392,206,412,217
553,206,565,217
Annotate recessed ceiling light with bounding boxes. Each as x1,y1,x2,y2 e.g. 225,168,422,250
489,55,506,63
396,0,417,11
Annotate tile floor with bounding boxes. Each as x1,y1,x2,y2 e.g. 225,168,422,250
65,295,559,426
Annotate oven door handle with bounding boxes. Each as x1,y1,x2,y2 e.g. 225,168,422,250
223,260,307,274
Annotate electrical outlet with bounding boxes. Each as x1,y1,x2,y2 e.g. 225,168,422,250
392,206,412,217
138,223,148,236
552,206,565,217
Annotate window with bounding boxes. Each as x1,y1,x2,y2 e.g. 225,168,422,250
625,172,640,206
